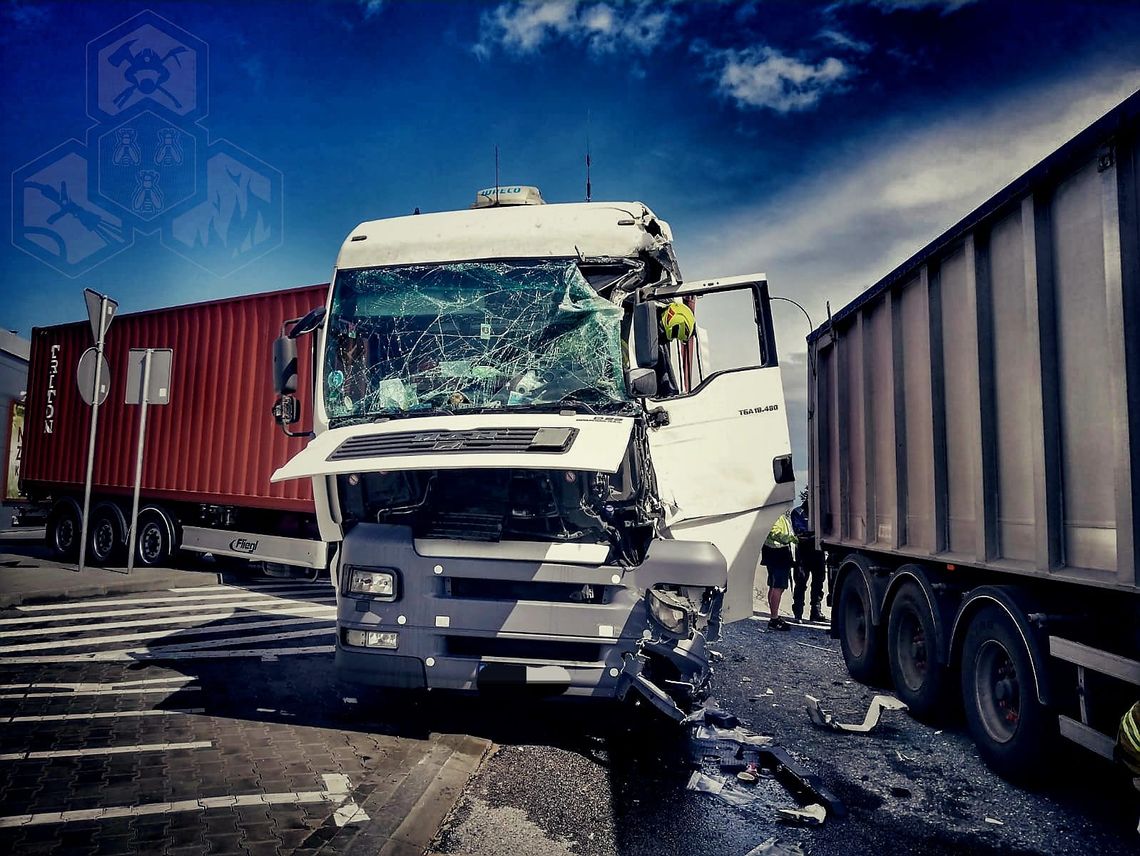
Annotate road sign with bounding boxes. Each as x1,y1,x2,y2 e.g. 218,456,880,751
125,348,173,405
83,288,118,343
76,347,110,406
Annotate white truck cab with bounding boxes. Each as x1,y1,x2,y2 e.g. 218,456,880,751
271,189,794,717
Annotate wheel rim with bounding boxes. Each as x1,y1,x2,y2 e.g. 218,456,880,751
54,516,76,553
93,520,115,560
974,639,1020,743
896,607,927,691
139,522,164,564
842,583,868,658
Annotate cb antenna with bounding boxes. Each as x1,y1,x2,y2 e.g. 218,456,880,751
585,110,592,202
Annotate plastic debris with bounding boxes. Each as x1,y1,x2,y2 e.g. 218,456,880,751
805,693,908,734
777,802,827,825
744,838,806,856
895,750,915,762
984,817,1004,826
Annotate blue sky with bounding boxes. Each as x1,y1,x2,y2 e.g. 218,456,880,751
4,0,1140,478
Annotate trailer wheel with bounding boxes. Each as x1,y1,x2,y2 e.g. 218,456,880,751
960,604,1052,781
135,510,173,567
88,506,124,566
836,568,885,684
888,581,946,718
47,502,81,561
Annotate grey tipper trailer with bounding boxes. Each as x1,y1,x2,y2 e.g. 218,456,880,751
807,90,1140,780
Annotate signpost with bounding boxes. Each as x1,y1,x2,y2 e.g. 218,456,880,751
77,289,117,573
124,348,173,574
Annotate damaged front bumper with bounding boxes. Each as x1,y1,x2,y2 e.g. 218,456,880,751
335,523,725,709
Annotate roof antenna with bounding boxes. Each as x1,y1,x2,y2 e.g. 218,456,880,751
585,110,592,202
494,144,500,206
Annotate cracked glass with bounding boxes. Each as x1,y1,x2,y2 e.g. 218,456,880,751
323,260,630,420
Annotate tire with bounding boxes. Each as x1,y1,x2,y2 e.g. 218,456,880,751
960,604,1053,781
88,507,124,566
46,502,81,561
887,581,947,719
134,511,173,567
836,568,885,684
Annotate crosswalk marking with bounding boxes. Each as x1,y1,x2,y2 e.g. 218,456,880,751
0,676,191,691
0,686,201,700
0,613,334,654
4,708,205,724
0,596,336,627
0,740,212,761
1,644,337,665
0,773,365,828
11,587,331,613
0,602,334,638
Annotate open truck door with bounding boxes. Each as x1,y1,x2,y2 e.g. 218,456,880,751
645,274,795,622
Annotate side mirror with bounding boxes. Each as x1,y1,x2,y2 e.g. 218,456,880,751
628,367,658,398
273,394,301,426
290,305,326,338
273,335,298,395
632,302,659,369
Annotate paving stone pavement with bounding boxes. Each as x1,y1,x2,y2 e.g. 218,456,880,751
0,581,489,855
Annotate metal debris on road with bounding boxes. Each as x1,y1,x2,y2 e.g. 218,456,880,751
744,837,806,856
805,693,908,734
777,802,827,825
984,817,1005,826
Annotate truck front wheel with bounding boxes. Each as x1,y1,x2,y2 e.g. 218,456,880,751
47,502,81,561
887,581,946,719
836,567,885,684
960,604,1052,781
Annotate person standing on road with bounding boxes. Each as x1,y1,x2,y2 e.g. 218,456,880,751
791,490,826,623
762,509,796,631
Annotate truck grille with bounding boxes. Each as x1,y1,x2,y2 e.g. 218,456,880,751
423,511,503,542
327,427,577,460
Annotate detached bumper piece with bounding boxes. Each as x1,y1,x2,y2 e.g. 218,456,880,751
615,632,712,721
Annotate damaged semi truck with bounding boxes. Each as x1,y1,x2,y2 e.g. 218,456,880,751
270,187,795,717
808,92,1140,779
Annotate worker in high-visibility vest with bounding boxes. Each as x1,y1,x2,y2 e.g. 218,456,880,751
762,509,796,631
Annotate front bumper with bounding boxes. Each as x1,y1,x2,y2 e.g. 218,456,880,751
334,523,725,701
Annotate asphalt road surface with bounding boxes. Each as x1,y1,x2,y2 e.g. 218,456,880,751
0,579,1136,855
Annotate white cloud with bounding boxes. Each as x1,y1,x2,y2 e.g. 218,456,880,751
359,0,384,19
709,47,849,112
836,0,978,12
818,28,872,54
679,71,1140,470
475,0,677,58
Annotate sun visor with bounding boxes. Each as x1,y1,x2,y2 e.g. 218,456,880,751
271,413,635,481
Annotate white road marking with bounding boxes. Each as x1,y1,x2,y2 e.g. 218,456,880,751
4,708,204,724
0,602,334,638
0,613,334,654
0,596,336,627
0,686,201,700
0,740,212,761
170,583,328,593
0,773,365,827
0,676,192,691
12,587,331,613
0,644,336,665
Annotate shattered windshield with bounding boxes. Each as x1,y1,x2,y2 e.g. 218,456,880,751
323,260,630,420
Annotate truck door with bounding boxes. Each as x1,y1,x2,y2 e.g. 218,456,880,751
646,274,795,622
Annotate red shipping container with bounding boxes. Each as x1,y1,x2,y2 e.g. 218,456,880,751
22,285,328,512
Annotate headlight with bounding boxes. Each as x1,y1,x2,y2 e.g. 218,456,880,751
344,629,399,649
346,567,398,600
648,588,692,636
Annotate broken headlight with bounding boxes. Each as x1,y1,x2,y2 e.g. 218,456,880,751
648,588,694,636
346,566,399,601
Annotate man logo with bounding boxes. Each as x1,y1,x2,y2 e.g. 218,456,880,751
230,537,258,553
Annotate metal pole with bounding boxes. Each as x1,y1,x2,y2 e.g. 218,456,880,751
125,350,152,575
77,296,108,574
